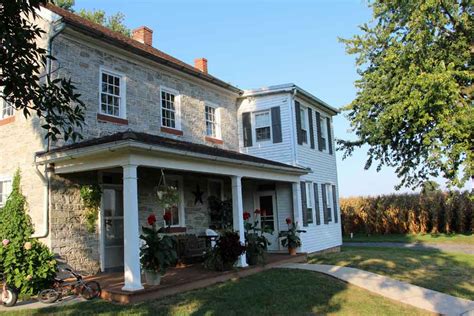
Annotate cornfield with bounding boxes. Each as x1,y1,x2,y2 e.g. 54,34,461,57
340,191,473,235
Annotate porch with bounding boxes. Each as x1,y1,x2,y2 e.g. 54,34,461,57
88,253,307,304
36,131,308,292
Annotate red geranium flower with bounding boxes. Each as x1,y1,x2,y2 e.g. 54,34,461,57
163,211,172,222
243,211,251,221
147,214,157,226
286,217,292,225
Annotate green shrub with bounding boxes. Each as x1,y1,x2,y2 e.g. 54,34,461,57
0,170,57,296
341,190,473,235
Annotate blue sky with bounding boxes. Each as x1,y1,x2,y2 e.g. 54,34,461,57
73,0,433,197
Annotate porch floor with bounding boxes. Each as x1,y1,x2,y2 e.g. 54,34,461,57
87,253,307,304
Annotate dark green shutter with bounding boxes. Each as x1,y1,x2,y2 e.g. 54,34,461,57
327,117,333,155
321,184,328,224
314,183,321,225
308,108,315,149
316,111,323,151
332,184,338,223
242,112,252,147
271,106,282,143
295,101,302,145
300,181,307,226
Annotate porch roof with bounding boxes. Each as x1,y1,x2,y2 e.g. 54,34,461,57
36,131,308,176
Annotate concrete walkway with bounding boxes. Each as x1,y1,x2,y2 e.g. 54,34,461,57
344,242,474,255
278,263,474,316
0,296,84,312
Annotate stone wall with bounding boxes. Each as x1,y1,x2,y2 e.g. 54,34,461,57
51,33,240,151
49,172,100,274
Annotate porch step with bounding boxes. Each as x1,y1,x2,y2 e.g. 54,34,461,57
98,253,307,304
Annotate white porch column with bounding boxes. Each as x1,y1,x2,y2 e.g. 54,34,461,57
231,175,248,267
292,182,303,228
122,164,144,292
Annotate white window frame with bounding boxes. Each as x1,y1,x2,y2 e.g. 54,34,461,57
253,110,272,143
325,183,333,222
164,175,185,227
0,176,13,207
300,106,309,145
320,116,328,152
305,181,315,225
205,102,221,139
99,67,127,119
0,97,14,120
160,86,181,130
207,179,225,200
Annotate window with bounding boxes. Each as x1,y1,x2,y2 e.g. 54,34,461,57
205,104,221,139
100,70,124,118
163,176,184,227
300,107,308,144
0,178,12,207
161,88,180,129
0,99,14,120
325,184,333,221
320,117,328,151
255,111,271,142
305,182,314,225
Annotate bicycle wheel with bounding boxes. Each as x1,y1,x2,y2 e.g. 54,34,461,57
80,281,101,300
1,287,18,307
38,289,60,304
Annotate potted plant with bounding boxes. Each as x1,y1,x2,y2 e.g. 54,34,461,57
204,231,246,271
243,209,272,265
140,214,178,285
279,218,306,255
156,185,179,209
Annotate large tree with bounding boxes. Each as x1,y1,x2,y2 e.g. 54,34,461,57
339,0,473,189
1,0,85,141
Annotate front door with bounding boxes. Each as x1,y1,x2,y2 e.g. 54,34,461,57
255,192,279,251
101,187,124,271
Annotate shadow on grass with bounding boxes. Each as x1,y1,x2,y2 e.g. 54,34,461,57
2,269,429,316
309,246,474,302
342,233,474,244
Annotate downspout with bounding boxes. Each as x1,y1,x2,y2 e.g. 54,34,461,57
32,18,65,239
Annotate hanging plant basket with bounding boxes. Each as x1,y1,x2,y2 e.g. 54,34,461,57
156,185,179,209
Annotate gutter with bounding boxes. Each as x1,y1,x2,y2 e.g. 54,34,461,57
36,140,309,175
32,17,65,239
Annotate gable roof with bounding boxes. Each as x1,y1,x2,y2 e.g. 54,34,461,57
36,131,308,174
44,4,242,94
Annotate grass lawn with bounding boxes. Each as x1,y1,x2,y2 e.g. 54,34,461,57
309,246,474,300
2,269,431,316
343,233,474,244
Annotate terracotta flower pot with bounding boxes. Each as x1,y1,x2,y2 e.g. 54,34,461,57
288,247,297,256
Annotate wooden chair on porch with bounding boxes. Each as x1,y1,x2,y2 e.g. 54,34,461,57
176,234,208,263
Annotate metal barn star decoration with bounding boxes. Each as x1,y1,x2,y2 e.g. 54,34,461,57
192,184,204,205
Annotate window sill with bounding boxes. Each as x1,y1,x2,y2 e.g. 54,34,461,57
205,136,223,145
164,227,187,233
161,126,183,136
0,116,15,126
97,113,128,125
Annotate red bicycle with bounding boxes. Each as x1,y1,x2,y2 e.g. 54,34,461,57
1,272,18,307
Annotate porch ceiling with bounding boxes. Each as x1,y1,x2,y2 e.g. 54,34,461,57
35,131,308,181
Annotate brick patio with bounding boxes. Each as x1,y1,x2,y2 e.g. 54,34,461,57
87,253,307,304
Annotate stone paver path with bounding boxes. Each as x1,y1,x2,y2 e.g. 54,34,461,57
344,242,474,255
278,263,474,316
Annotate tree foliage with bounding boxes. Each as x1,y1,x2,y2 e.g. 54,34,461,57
339,0,473,189
1,0,86,142
0,170,57,295
53,0,131,36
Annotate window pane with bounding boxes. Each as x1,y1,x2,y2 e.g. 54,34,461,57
256,127,271,141
255,112,270,128
100,72,121,117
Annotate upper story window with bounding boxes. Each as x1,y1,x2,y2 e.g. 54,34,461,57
320,116,328,151
161,88,181,130
300,107,308,144
0,177,12,207
100,69,125,118
0,100,14,120
205,104,221,139
254,111,271,142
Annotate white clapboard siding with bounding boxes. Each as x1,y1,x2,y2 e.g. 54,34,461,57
238,92,342,254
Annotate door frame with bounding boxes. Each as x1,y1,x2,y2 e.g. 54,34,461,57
99,183,124,272
253,190,279,251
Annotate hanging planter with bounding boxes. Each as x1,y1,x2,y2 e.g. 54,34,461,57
156,169,179,209
80,184,102,233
